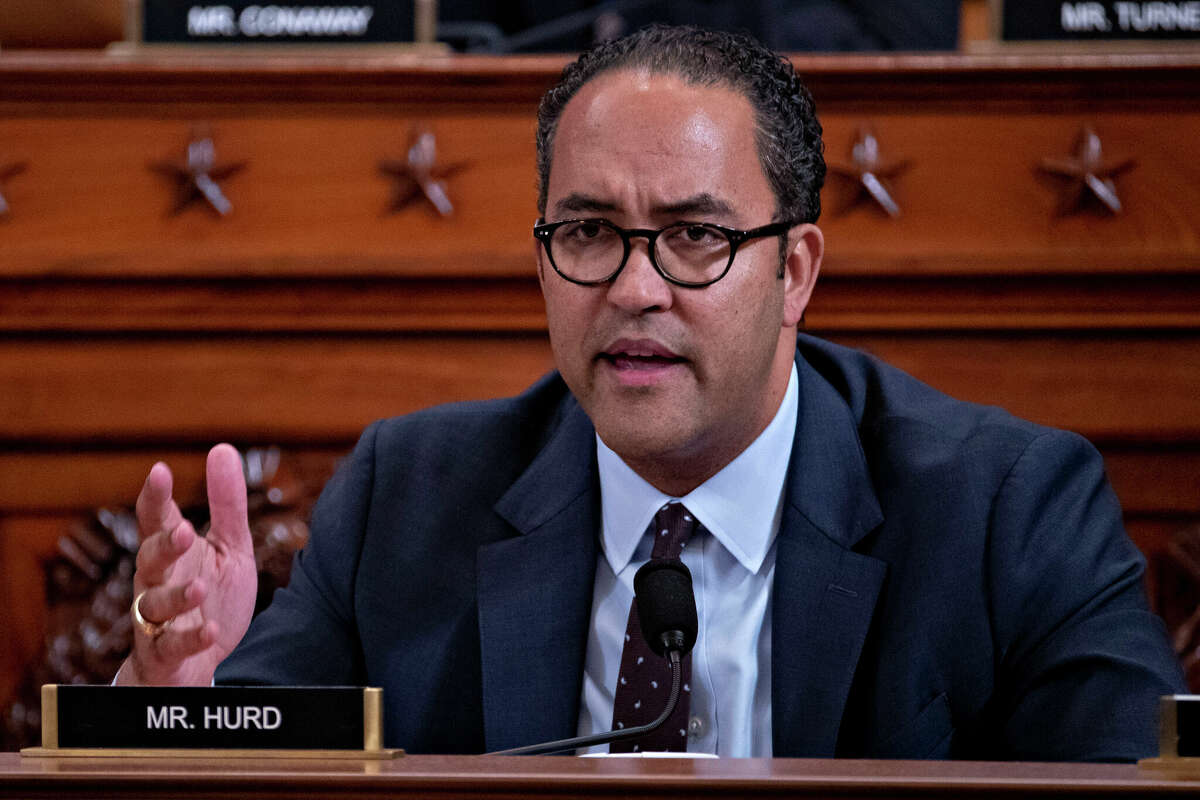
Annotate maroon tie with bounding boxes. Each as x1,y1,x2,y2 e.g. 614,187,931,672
609,502,698,752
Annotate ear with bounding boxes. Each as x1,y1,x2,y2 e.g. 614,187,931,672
781,223,823,328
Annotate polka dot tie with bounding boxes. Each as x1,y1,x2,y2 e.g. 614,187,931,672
609,501,698,753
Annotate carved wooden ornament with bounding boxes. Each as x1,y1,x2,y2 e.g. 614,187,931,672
379,127,468,217
1038,126,1136,216
150,128,246,217
827,127,911,218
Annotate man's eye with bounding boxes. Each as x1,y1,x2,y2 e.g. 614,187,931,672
564,222,603,240
670,225,721,246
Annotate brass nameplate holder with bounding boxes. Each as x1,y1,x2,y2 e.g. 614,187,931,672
23,684,401,759
1139,695,1200,773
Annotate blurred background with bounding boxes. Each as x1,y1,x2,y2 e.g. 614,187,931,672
0,0,981,51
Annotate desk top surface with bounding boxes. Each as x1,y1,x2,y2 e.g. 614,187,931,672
3,753,1200,798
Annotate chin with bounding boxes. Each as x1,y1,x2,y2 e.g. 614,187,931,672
595,415,695,464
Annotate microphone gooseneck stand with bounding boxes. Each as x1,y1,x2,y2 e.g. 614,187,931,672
485,558,697,756
487,650,683,756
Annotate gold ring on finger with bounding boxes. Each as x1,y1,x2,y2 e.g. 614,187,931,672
132,590,171,639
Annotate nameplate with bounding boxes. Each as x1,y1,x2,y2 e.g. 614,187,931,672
999,1,1200,41
140,1,414,44
36,685,386,752
1156,694,1200,758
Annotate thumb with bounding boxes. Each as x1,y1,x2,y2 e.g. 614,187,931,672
206,443,250,551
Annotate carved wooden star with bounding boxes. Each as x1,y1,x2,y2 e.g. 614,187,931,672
150,130,246,217
827,127,911,218
1038,126,1136,215
0,160,28,217
379,128,468,217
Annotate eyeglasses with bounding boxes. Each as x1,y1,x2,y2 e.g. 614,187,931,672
533,218,797,288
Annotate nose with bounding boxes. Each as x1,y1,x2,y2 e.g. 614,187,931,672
605,237,673,313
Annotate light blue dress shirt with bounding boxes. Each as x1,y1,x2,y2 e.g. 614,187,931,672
576,363,799,757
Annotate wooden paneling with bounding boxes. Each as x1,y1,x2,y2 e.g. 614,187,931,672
810,275,1200,331
0,448,342,514
0,516,69,709
828,333,1200,443
0,114,539,278
0,1,122,49
0,335,554,443
0,332,1194,444
819,112,1200,276
0,278,548,332
1,51,1199,713
2,109,1198,280
3,275,1200,334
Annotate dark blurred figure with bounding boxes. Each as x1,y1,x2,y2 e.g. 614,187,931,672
438,0,960,52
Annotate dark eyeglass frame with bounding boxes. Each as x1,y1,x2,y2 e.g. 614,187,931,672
533,217,797,288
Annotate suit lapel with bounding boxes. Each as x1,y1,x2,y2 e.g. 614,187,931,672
773,352,887,757
478,399,599,752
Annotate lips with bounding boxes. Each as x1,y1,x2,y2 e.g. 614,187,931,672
598,338,687,375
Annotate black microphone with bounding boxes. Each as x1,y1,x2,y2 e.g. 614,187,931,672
633,559,697,658
487,558,697,756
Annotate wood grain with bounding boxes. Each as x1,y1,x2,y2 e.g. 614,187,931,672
0,333,1192,444
4,275,1200,333
1,752,1199,799
0,335,555,443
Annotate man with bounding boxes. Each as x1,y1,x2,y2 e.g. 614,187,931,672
115,25,1184,759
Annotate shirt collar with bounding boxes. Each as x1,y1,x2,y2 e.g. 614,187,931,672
596,362,798,576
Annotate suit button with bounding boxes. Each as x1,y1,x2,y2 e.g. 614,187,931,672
688,716,705,738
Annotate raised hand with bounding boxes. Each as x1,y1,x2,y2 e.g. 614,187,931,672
115,443,258,686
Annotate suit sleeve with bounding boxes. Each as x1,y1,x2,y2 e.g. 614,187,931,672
215,421,381,685
986,430,1185,761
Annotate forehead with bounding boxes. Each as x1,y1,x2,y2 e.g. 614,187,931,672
547,70,774,221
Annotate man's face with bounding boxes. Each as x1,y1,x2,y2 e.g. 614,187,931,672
538,70,820,493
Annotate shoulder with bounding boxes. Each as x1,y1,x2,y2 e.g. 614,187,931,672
794,333,1086,484
792,333,1108,520
373,370,573,446
344,370,580,497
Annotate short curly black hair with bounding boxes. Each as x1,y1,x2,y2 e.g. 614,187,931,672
536,24,825,225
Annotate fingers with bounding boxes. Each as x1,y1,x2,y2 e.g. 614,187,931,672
134,524,197,587
124,618,219,685
135,461,186,546
135,578,207,628
130,581,218,675
206,443,250,553
151,619,219,663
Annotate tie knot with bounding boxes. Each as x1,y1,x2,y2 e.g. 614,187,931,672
649,502,698,559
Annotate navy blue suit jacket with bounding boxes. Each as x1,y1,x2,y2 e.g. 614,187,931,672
217,334,1184,759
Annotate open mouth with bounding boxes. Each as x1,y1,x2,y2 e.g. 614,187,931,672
601,353,687,370
598,339,688,376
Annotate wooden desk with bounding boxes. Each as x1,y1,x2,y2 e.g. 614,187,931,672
3,753,1200,798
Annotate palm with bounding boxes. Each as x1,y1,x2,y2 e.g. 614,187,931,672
161,520,257,673
126,443,259,686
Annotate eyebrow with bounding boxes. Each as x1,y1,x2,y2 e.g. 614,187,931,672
553,193,619,217
552,192,735,220
653,194,735,219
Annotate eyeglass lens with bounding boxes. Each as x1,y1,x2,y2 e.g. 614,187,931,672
549,221,731,284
